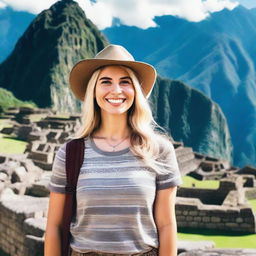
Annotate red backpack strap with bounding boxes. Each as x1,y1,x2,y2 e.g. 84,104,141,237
61,138,85,256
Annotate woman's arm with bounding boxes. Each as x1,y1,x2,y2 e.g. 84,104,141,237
154,186,178,256
44,192,66,256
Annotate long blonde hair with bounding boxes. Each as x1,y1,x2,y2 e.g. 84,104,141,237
72,65,178,175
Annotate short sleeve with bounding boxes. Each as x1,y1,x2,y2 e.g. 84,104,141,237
47,143,67,193
156,140,183,190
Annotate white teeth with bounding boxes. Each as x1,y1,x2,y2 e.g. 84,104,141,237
106,99,125,104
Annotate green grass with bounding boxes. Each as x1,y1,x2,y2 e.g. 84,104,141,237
0,136,27,154
248,199,256,213
54,113,71,118
0,119,13,131
178,230,256,248
181,175,220,189
0,87,37,113
29,113,71,122
29,114,47,122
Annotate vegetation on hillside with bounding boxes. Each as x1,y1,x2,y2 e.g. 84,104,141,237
0,87,37,113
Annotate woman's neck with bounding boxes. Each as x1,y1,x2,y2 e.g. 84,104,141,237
94,113,131,140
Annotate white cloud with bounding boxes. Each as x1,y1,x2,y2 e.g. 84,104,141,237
81,0,239,29
0,1,7,8
203,0,239,12
0,0,57,13
0,0,239,29
76,0,114,29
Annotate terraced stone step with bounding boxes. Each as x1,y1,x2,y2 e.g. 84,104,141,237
178,157,200,175
172,145,201,175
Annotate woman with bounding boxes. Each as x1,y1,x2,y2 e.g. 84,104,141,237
44,44,182,256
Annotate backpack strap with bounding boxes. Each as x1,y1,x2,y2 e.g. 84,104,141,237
61,138,85,256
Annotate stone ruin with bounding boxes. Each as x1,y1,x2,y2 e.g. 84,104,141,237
172,142,256,234
0,106,255,256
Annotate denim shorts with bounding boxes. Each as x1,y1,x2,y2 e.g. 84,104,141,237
71,247,159,256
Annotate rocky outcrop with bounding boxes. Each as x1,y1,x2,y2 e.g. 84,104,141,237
151,77,233,163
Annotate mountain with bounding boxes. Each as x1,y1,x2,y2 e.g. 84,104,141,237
0,0,108,113
0,7,35,63
151,77,232,162
102,5,256,168
0,0,233,165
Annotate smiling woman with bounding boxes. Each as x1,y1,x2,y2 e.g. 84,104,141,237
44,44,182,256
94,65,135,118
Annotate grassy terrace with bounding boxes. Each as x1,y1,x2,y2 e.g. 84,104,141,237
0,136,27,154
0,118,12,131
0,119,27,154
248,199,256,213
181,175,220,189
0,113,72,154
179,176,256,248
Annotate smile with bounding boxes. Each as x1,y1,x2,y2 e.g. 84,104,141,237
105,98,126,104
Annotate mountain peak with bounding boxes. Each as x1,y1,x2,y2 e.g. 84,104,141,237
0,0,108,112
49,0,78,10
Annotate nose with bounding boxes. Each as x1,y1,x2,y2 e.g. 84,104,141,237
111,83,122,93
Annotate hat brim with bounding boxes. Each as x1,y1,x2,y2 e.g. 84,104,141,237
69,59,157,101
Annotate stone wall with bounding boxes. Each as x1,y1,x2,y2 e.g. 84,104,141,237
0,191,48,256
176,197,256,233
177,175,245,205
177,180,236,205
245,187,256,200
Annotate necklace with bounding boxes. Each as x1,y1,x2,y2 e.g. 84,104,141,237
92,135,130,152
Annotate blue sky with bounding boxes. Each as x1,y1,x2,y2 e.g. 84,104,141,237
0,0,255,29
233,0,256,8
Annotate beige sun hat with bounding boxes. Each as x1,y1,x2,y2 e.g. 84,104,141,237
69,44,157,101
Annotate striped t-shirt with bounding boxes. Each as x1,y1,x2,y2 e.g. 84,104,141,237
48,136,182,254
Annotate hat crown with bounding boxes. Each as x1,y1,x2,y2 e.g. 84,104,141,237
69,44,157,101
95,44,135,61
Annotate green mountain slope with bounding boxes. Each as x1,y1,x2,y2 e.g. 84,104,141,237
150,76,232,162
0,0,108,113
0,87,36,113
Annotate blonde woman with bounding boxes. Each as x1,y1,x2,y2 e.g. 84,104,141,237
44,44,182,256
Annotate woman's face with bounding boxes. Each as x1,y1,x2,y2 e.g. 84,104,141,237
95,65,135,116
